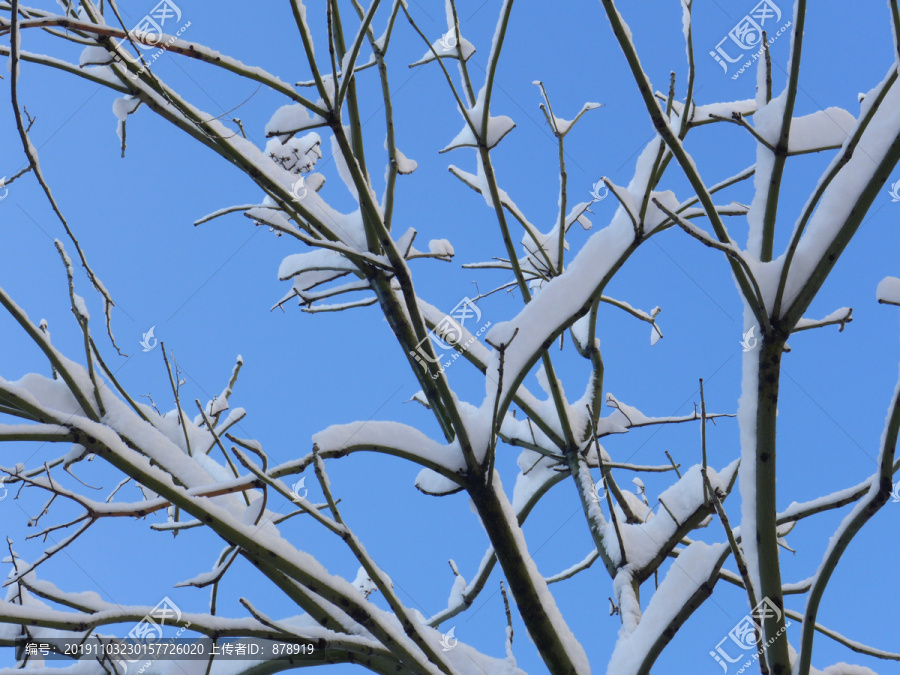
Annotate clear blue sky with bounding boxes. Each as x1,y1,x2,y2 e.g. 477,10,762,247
2,1,899,673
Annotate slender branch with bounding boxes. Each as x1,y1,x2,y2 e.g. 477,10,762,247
759,0,807,262
596,0,767,331
795,365,900,675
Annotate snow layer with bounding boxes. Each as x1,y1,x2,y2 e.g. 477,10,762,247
738,305,763,598
781,72,900,309
79,45,111,66
745,92,786,258
606,541,729,675
395,148,418,174
794,307,851,330
482,139,679,405
784,108,856,153
313,420,462,474
428,239,454,256
877,276,900,304
265,102,324,140
693,99,757,121
601,461,738,570
410,35,476,67
442,88,516,152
